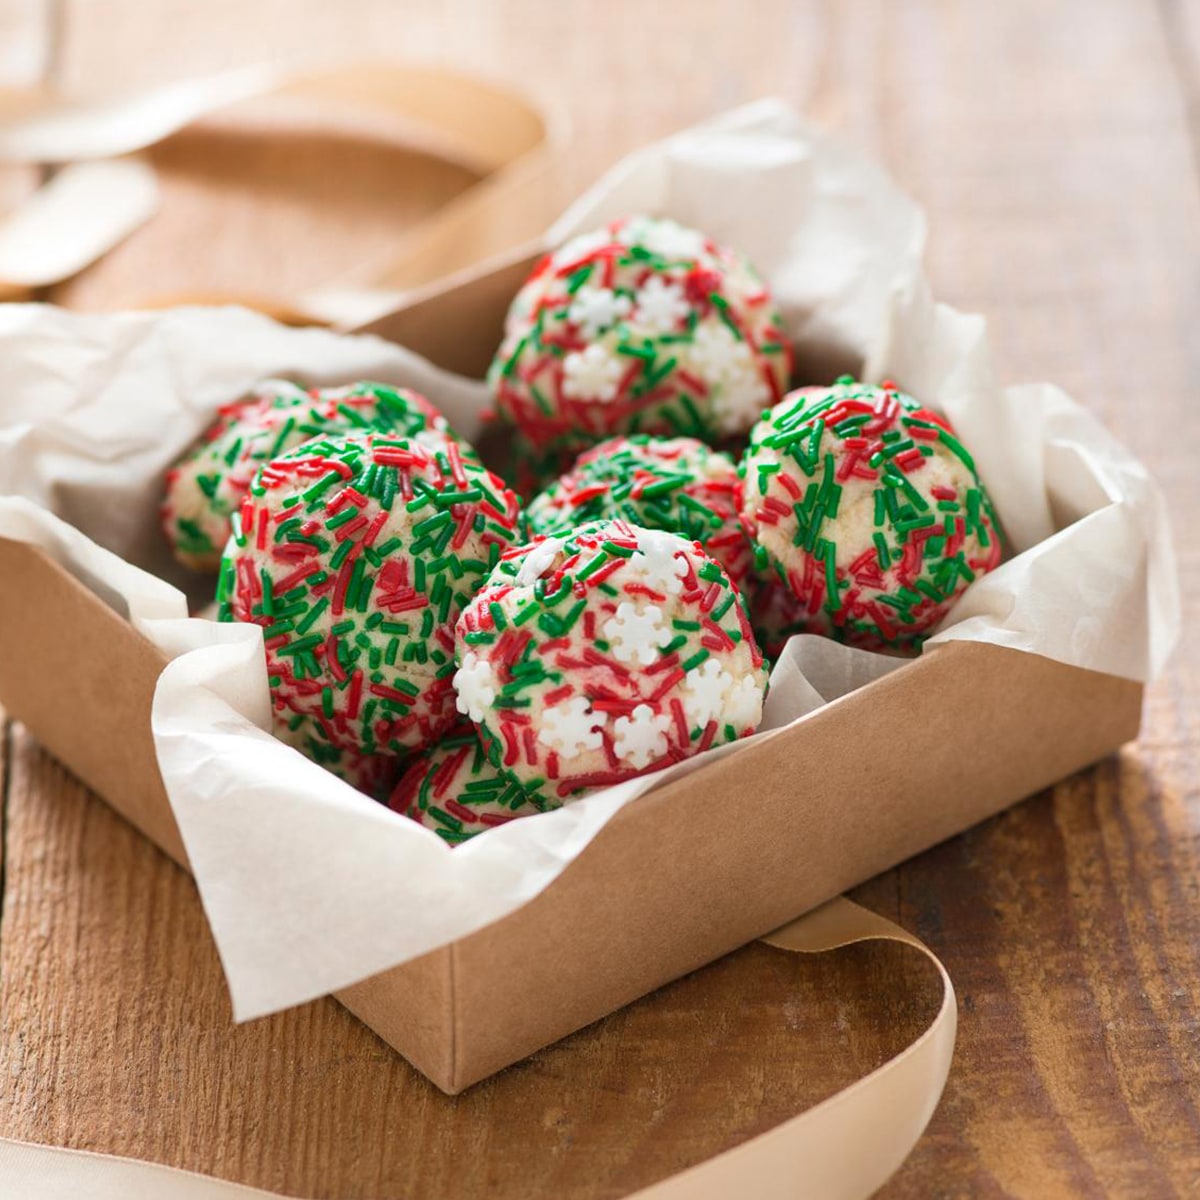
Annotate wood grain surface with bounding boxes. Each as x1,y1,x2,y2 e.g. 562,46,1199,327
1,1,1198,1197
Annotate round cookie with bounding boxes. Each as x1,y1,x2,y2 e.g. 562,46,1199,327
164,380,473,570
453,519,769,805
739,377,1003,652
163,379,309,569
275,711,402,802
388,725,548,844
526,435,755,596
487,215,791,456
218,432,523,758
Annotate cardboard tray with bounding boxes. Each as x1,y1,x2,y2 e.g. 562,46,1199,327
0,250,1145,1093
0,535,1143,1092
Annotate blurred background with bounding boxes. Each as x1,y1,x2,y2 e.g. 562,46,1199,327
4,0,1195,420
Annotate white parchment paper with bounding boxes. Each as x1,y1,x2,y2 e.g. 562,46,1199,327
0,101,1179,1019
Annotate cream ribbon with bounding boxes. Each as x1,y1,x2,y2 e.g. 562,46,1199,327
0,158,158,288
0,897,955,1199
0,62,555,308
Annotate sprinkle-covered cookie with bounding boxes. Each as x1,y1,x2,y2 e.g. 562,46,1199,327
164,379,309,569
454,520,768,804
218,432,523,758
164,380,474,570
487,215,791,456
388,725,548,844
526,435,755,596
739,378,1003,651
275,711,402,801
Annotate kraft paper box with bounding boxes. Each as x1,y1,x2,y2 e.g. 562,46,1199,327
0,536,1143,1091
0,103,1175,1093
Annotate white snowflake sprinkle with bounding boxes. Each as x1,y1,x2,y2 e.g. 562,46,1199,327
538,696,606,760
628,527,690,595
681,658,734,730
688,323,769,432
454,651,497,723
516,536,564,587
568,285,632,337
613,703,671,768
633,276,691,333
725,673,765,731
688,322,745,379
602,602,669,665
618,217,707,262
713,361,770,433
562,344,624,402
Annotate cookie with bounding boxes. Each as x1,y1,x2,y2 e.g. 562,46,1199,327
218,432,522,757
487,215,790,456
739,378,1003,651
454,520,768,804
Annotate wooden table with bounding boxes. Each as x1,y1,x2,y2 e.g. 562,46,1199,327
2,1,1197,1195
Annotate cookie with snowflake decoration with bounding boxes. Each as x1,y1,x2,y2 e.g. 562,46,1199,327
453,519,768,805
487,215,791,457
164,380,475,570
388,725,549,843
275,711,402,802
218,432,523,758
526,435,756,596
739,377,1003,652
